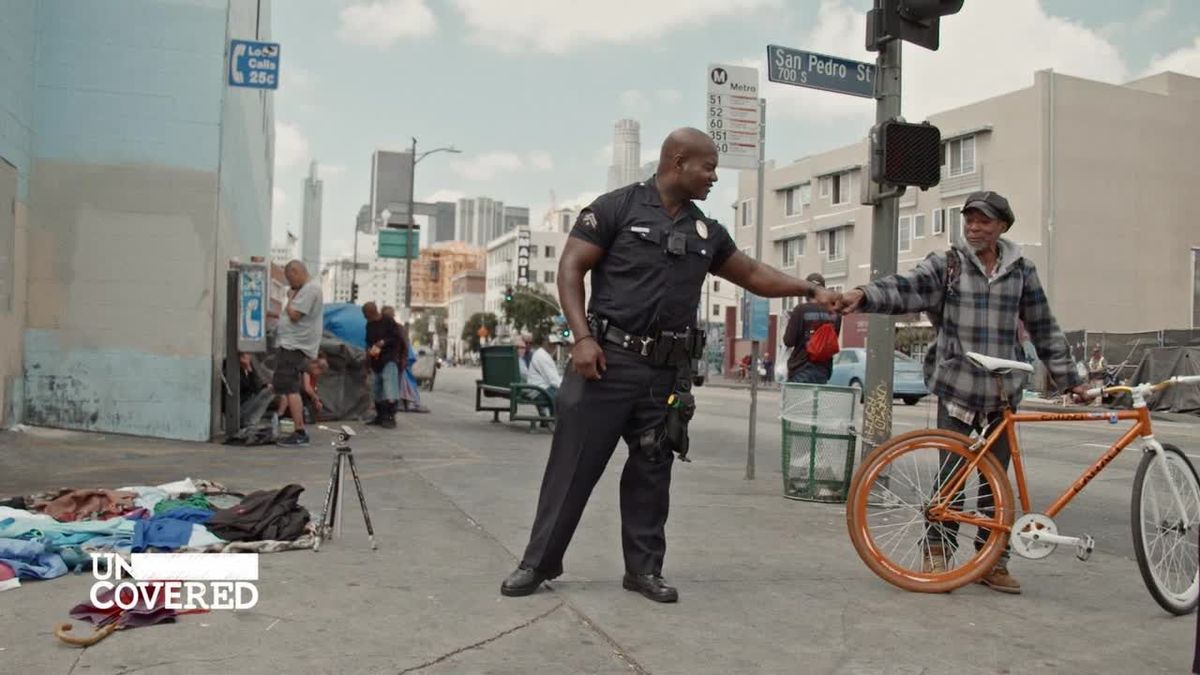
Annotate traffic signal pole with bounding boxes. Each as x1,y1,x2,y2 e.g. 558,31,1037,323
860,32,901,458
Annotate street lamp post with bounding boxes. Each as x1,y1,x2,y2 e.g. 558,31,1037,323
403,138,461,320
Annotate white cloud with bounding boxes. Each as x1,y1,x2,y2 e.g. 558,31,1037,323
283,65,315,91
450,151,525,181
1102,1,1172,40
274,121,310,170
903,0,1127,120
565,190,602,210
594,144,613,167
448,151,554,181
657,88,683,104
759,0,1128,127
619,89,648,112
1146,37,1200,77
450,0,781,53
527,151,554,171
423,189,466,203
337,0,437,49
320,164,348,179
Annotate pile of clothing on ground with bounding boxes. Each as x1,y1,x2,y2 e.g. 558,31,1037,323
0,479,313,592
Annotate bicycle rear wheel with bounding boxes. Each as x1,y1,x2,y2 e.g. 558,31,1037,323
847,429,1014,594
1131,443,1200,615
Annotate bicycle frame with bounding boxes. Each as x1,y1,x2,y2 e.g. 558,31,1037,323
927,406,1158,533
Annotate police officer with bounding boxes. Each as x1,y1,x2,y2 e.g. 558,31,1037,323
501,128,838,603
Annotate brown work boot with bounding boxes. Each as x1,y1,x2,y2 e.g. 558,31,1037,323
922,543,949,574
978,563,1021,594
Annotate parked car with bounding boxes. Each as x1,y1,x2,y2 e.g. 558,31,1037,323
827,348,928,405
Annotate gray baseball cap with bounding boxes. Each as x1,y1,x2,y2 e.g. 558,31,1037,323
962,191,1015,230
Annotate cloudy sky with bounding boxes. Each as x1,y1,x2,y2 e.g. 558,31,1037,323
271,0,1200,260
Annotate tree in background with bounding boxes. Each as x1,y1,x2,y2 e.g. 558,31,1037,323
502,285,560,344
463,312,499,353
411,308,449,355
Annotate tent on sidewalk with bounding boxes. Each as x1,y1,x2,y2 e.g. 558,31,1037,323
1124,347,1200,414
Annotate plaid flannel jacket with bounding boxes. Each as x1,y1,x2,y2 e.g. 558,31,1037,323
860,238,1083,413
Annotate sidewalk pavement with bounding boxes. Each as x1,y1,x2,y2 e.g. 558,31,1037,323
0,368,1194,674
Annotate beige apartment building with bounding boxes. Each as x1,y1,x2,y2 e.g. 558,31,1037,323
410,241,486,309
735,69,1200,337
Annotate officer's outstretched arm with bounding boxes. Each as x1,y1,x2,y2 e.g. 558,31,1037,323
716,251,830,306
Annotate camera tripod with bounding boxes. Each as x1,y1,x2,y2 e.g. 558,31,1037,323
313,425,377,552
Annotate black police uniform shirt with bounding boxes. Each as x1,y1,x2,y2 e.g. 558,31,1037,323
570,178,738,337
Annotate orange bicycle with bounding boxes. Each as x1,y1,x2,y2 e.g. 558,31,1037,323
846,352,1200,614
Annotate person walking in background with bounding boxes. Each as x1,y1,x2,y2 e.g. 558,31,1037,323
783,273,842,385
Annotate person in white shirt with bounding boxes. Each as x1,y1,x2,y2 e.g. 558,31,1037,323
526,338,563,395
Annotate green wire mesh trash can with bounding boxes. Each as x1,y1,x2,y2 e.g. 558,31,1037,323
781,383,858,503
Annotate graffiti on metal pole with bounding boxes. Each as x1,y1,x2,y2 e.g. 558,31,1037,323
861,383,892,445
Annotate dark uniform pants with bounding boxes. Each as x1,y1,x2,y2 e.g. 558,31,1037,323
521,347,678,578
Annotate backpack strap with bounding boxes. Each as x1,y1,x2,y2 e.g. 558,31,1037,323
944,248,961,298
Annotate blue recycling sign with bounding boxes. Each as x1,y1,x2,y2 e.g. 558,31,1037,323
742,293,770,341
228,39,280,90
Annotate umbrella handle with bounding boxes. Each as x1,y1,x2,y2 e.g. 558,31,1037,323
55,621,120,647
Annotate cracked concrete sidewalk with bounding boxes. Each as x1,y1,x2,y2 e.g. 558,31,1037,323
0,367,1196,674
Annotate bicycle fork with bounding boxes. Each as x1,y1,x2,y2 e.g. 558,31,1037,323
1142,436,1194,530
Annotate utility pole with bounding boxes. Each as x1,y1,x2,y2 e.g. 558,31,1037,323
860,35,902,458
746,99,766,480
405,137,417,318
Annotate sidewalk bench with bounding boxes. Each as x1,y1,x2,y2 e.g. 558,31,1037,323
474,345,556,431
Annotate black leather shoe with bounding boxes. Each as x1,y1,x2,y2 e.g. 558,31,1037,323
622,573,678,603
501,566,548,597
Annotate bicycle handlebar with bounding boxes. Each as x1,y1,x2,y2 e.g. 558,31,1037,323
1085,374,1200,400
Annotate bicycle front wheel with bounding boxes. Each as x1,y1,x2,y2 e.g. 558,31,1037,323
847,429,1014,594
1132,443,1200,615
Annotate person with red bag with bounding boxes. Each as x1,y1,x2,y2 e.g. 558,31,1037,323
783,273,841,384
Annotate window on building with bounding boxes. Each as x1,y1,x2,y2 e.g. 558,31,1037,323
529,247,537,259
713,304,721,317
822,228,846,261
913,213,926,239
947,206,963,242
784,185,807,217
832,172,852,206
947,135,976,177
740,200,754,228
800,182,812,208
544,245,555,258
713,280,721,292
898,216,912,252
780,236,805,267
827,284,844,292
544,270,556,283
819,175,831,198
932,208,945,235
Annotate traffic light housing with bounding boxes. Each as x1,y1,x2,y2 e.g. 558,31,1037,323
350,282,359,303
867,0,964,51
503,286,514,303
871,119,942,189
560,327,571,339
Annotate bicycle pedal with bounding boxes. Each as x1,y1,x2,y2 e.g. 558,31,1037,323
1075,534,1095,561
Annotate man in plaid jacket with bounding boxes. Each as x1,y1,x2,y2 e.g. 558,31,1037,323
838,190,1093,594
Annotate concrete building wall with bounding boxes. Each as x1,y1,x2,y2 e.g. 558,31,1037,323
17,0,272,441
1045,72,1200,331
0,2,36,426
